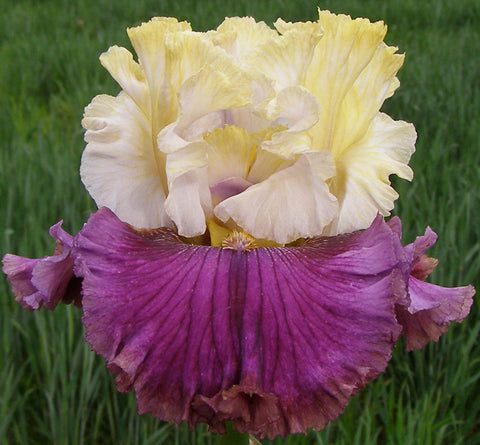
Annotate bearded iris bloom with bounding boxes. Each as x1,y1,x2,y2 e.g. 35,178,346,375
2,9,475,440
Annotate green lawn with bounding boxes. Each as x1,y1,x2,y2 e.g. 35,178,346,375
1,0,479,443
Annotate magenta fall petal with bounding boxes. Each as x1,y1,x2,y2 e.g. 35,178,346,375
390,222,475,351
72,208,403,438
2,222,81,311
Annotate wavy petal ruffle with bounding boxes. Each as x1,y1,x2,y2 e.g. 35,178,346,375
73,208,402,438
388,218,475,351
2,222,81,310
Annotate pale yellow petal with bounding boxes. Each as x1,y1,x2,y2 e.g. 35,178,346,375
260,86,319,159
208,17,278,60
127,17,192,130
305,10,392,155
81,93,171,229
163,31,225,87
327,112,416,234
274,17,320,35
215,152,338,244
164,141,208,187
204,125,256,186
177,56,255,128
99,46,149,112
267,86,319,132
157,54,257,154
244,26,322,89
330,44,405,157
246,147,293,184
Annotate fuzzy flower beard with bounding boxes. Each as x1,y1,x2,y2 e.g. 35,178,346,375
1,9,476,441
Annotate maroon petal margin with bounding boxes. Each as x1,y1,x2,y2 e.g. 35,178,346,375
73,208,403,438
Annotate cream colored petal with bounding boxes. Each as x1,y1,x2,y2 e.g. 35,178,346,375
226,107,271,134
204,125,256,186
164,141,208,187
215,151,338,244
260,86,319,159
267,86,319,132
259,131,312,162
246,147,293,184
274,17,320,35
81,93,171,229
177,57,255,128
330,44,405,157
305,10,401,157
245,25,322,89
208,17,278,60
158,56,257,154
163,31,226,87
164,166,212,237
99,46,149,112
328,112,416,235
126,18,192,130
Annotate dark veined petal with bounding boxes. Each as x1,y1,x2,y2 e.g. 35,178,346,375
74,208,402,438
2,222,81,311
388,217,475,351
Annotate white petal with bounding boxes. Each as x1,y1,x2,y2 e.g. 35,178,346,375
81,93,171,229
215,152,338,244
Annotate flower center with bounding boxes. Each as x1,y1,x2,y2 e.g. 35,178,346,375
209,177,253,205
221,231,257,251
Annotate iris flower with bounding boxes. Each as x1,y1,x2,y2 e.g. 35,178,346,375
2,10,475,440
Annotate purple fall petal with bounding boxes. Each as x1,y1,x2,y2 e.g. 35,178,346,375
396,277,475,351
74,208,402,438
2,221,81,311
388,220,475,351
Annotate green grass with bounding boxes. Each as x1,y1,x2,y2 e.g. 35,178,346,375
1,0,479,443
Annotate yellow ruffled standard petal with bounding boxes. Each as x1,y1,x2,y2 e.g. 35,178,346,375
215,151,338,244
294,9,415,235
81,93,171,229
261,86,319,159
305,10,391,155
204,125,256,190
127,17,192,130
177,54,255,130
99,46,149,112
327,113,416,235
328,44,405,158
244,25,323,89
157,50,260,154
208,16,278,60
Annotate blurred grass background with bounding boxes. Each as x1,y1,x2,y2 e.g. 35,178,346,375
1,0,479,443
